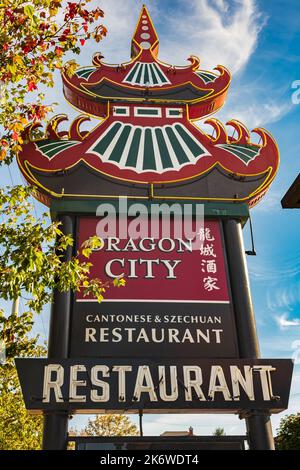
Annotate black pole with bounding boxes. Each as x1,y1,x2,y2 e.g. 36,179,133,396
223,218,274,450
42,214,74,450
139,410,144,437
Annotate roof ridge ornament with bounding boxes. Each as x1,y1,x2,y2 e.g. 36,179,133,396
131,5,159,59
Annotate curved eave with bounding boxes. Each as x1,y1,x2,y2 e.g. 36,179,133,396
62,76,230,119
18,149,274,199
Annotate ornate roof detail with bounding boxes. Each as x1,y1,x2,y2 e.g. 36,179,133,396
196,71,218,84
122,62,171,87
17,5,280,208
75,67,97,80
61,5,231,119
35,139,80,161
131,5,159,59
87,121,210,173
216,143,261,165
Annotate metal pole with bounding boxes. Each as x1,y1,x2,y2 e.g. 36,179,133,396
139,410,144,437
223,218,275,450
42,214,74,450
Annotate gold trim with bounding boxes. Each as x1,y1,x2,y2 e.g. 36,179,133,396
68,115,90,141
80,76,214,102
19,151,277,204
226,119,250,144
17,6,279,209
202,118,227,144
90,49,143,68
186,103,190,121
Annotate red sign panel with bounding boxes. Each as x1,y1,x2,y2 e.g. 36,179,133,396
77,218,230,303
72,216,237,358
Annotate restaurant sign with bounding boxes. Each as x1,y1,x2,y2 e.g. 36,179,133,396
15,358,293,414
70,216,238,358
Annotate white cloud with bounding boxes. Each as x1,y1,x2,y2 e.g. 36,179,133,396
73,0,264,74
251,189,283,213
91,1,289,128
212,0,230,13
267,281,300,311
45,1,292,129
276,314,300,330
216,99,292,129
260,335,299,355
161,0,266,74
272,383,300,433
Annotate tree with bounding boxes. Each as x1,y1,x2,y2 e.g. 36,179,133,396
83,415,139,437
0,187,125,362
275,413,300,450
0,343,46,450
0,2,125,360
0,366,43,449
0,0,107,163
212,427,226,436
0,2,123,450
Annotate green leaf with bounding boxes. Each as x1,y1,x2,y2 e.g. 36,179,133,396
24,5,35,18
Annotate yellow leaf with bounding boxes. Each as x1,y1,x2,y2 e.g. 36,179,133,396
14,56,24,66
50,7,59,16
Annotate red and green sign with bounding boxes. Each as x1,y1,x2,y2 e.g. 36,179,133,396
71,216,238,359
77,218,229,303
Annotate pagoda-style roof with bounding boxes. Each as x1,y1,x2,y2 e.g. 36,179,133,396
62,5,230,120
16,5,280,208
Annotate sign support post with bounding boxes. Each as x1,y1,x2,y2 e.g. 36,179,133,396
223,218,274,450
42,215,73,450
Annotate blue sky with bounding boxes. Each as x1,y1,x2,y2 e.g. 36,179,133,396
1,0,300,437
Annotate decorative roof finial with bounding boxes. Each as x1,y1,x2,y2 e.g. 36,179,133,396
131,5,159,59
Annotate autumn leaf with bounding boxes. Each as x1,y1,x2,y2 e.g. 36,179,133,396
55,46,63,57
27,81,37,92
113,277,126,288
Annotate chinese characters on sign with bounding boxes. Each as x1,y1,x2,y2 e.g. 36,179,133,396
199,228,221,293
